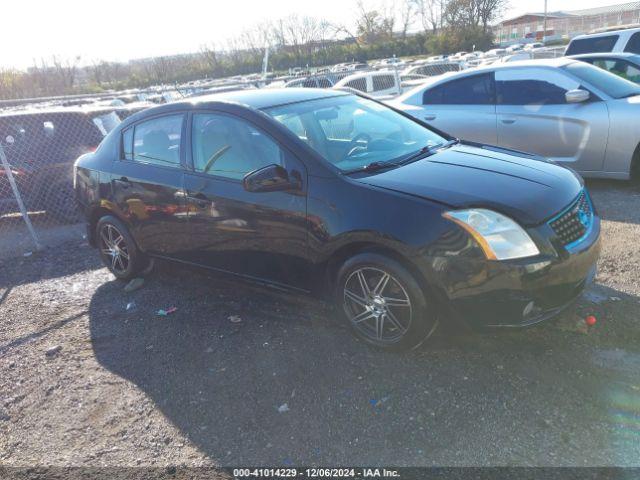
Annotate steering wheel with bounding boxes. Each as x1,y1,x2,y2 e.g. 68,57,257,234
345,133,372,158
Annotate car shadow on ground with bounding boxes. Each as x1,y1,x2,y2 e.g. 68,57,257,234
87,261,640,466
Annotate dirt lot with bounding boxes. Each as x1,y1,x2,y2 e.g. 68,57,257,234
1,179,639,468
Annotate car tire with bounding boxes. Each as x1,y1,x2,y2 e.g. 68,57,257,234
335,252,438,351
96,215,147,280
632,146,640,185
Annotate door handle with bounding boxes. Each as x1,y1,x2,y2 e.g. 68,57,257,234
501,118,516,124
424,114,437,121
115,176,131,189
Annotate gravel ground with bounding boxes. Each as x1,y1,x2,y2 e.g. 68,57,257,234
1,179,639,468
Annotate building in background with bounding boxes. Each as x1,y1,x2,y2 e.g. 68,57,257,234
496,1,640,45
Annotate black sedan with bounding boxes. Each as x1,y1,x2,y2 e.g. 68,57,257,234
74,88,600,350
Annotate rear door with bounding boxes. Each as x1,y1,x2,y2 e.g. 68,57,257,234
110,113,190,256
419,72,497,144
183,111,309,290
495,67,609,172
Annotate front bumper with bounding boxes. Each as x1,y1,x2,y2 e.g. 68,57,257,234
432,216,601,329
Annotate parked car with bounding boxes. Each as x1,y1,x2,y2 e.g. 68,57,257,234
334,71,401,98
524,42,545,51
506,44,524,53
285,76,334,89
482,48,507,58
388,58,640,180
565,27,640,55
0,107,128,222
402,62,463,78
569,52,640,84
75,88,600,350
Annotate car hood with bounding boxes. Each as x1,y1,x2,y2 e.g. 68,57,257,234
356,143,583,226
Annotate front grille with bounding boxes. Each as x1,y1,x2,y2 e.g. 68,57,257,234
549,190,593,248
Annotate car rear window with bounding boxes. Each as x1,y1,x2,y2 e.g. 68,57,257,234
566,35,618,55
91,112,121,136
0,113,103,165
624,32,640,54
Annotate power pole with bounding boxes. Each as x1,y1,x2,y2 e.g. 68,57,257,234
543,0,548,43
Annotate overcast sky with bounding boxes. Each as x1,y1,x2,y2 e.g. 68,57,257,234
0,0,609,69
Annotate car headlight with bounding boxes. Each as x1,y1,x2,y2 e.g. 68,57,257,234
443,209,540,260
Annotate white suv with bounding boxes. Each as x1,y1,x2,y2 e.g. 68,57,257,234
566,27,640,55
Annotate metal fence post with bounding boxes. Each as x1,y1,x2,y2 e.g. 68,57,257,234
0,143,43,251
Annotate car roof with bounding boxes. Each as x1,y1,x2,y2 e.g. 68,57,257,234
169,88,349,111
569,52,640,61
396,58,579,102
571,26,640,40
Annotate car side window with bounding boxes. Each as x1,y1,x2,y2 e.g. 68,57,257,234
496,68,579,105
122,127,133,160
372,74,395,92
132,115,183,167
423,73,494,105
624,32,640,54
344,77,367,92
192,113,284,180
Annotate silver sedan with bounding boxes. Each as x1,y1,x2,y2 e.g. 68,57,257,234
388,58,640,180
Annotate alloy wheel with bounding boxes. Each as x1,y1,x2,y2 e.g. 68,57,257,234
343,267,413,343
99,223,130,275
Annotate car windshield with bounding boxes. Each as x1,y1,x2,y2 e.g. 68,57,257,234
265,95,446,172
563,61,640,98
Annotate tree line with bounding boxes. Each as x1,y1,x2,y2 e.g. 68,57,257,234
0,0,507,101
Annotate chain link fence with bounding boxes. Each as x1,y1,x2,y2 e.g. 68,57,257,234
0,103,148,258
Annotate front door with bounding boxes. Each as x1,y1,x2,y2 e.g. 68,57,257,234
495,67,609,172
183,111,309,290
110,113,190,256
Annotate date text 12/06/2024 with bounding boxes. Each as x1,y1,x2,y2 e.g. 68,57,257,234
232,468,400,478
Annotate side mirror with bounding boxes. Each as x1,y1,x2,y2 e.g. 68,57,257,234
565,89,590,104
243,164,300,193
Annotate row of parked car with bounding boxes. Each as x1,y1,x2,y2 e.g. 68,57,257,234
4,26,640,227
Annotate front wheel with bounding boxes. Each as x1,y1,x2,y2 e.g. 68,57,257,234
96,215,147,280
336,253,438,351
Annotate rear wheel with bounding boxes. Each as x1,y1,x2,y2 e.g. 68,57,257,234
336,253,438,351
631,146,640,185
96,215,146,280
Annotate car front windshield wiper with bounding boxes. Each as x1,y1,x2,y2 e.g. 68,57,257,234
342,139,459,175
342,161,403,175
399,139,459,165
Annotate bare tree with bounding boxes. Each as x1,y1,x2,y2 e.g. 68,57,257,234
355,0,395,44
443,0,508,31
399,0,416,40
52,55,80,91
412,0,447,32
